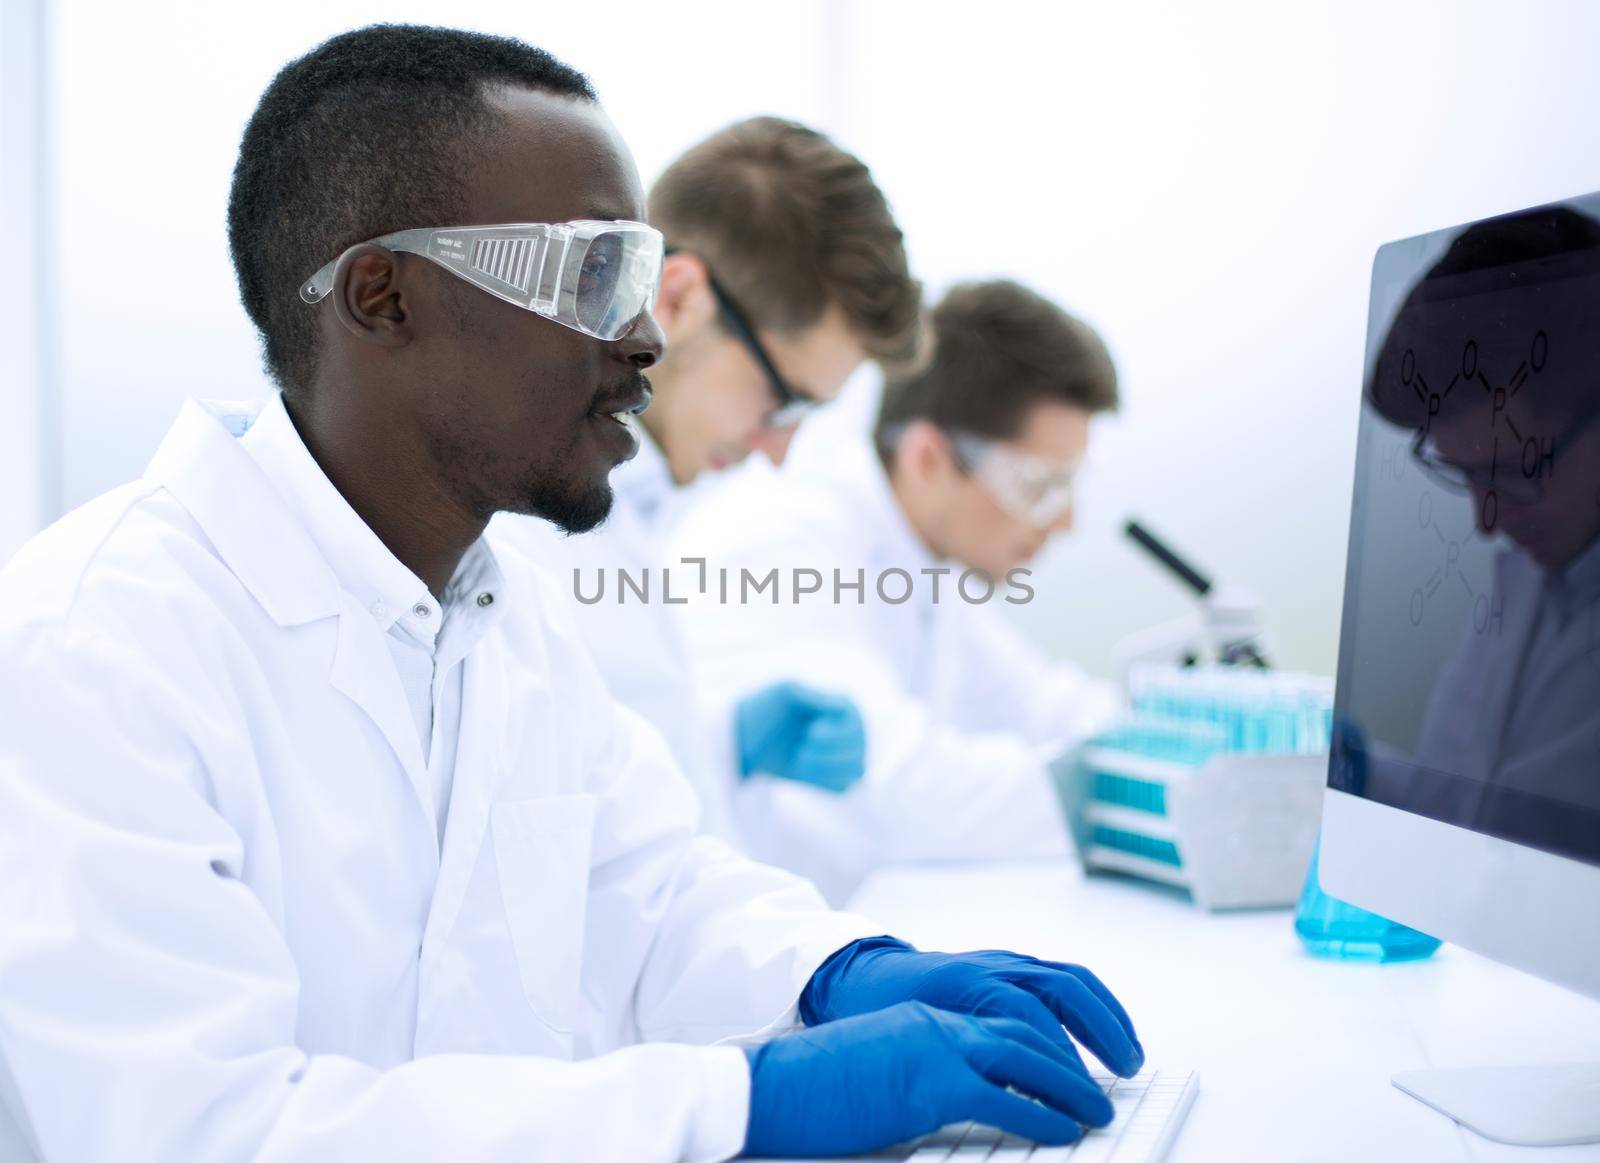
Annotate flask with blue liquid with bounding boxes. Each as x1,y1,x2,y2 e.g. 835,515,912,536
1295,841,1441,960
1294,719,1441,960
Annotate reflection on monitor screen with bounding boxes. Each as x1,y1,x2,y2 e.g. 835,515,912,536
1333,203,1600,868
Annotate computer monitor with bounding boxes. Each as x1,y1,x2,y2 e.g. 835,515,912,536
1319,193,1600,1147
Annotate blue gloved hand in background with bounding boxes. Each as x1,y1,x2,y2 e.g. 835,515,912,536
734,680,866,793
800,937,1145,1080
742,1001,1114,1157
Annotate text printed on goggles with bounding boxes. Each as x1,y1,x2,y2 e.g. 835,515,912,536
299,220,665,341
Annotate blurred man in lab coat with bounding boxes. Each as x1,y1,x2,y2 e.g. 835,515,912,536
0,26,1143,1163
491,117,923,838
675,280,1124,901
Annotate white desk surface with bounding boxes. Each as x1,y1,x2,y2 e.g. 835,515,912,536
845,862,1600,1163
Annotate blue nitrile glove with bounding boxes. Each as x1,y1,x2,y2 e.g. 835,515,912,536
800,937,1145,1080
742,1000,1114,1157
734,680,866,793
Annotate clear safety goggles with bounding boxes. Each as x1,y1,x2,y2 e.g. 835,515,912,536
949,431,1082,527
299,220,665,341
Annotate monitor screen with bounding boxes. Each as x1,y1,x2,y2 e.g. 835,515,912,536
1333,196,1600,868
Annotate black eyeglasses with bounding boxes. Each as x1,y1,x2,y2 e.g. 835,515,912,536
672,249,821,429
1410,405,1600,505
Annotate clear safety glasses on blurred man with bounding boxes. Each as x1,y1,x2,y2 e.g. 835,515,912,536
489,117,923,839
674,280,1123,902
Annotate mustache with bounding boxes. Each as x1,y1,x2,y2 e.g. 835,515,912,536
590,372,653,417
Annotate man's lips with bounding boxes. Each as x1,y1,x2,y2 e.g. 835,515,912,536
589,408,640,464
590,382,652,420
587,378,651,464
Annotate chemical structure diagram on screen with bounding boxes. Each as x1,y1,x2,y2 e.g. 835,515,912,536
1389,328,1556,638
1401,489,1492,632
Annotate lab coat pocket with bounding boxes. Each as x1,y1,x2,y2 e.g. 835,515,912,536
492,794,598,1036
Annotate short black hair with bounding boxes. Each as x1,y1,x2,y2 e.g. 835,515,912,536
874,279,1118,464
227,24,595,395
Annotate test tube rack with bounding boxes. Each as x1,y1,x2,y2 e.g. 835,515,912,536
1053,666,1333,911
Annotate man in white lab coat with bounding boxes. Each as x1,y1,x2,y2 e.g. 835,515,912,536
0,26,1143,1163
491,117,923,837
675,281,1124,902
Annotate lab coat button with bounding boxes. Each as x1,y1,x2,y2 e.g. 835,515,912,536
476,592,494,608
413,602,432,619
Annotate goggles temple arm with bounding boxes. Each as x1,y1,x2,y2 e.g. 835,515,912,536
298,228,441,304
665,247,803,413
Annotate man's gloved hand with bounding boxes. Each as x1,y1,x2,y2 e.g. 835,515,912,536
734,680,866,793
742,1001,1114,1158
800,937,1144,1080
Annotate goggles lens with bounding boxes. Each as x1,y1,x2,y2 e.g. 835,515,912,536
953,433,1081,527
574,228,664,340
764,398,823,430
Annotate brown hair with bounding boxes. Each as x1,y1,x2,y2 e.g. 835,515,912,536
874,280,1118,463
648,116,922,365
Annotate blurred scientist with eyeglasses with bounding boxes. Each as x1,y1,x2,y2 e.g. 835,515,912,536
490,117,924,838
673,280,1123,902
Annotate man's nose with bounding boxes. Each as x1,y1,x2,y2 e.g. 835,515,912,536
748,423,799,466
616,309,666,369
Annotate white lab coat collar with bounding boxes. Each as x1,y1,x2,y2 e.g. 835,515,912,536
829,436,941,576
151,395,508,637
1493,532,1600,635
143,397,342,629
142,395,523,802
1548,532,1600,626
238,393,507,639
237,393,438,634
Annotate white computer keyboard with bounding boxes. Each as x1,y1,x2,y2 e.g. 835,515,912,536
746,1066,1198,1162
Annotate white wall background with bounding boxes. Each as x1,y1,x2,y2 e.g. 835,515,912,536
0,0,55,559
12,0,1600,677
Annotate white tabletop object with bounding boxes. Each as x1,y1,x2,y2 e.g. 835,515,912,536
846,862,1600,1163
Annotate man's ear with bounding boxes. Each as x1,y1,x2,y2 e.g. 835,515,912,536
894,418,956,485
652,251,719,342
329,244,412,348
